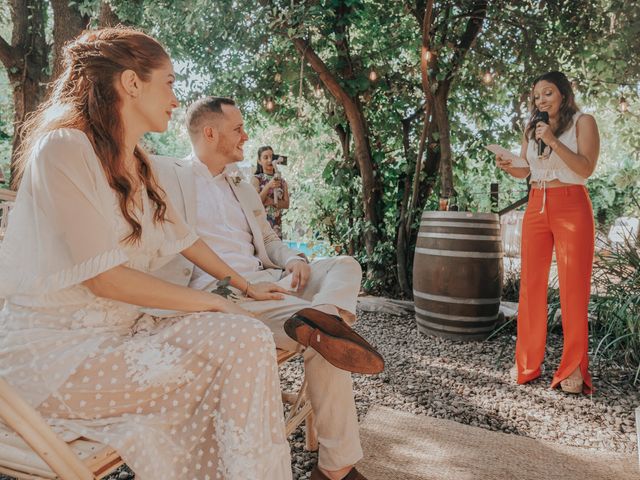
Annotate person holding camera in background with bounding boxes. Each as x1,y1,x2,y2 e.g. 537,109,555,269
495,71,600,395
251,146,289,239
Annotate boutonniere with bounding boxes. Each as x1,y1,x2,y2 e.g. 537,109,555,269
228,171,242,186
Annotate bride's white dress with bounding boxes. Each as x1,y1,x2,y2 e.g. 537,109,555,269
0,129,292,479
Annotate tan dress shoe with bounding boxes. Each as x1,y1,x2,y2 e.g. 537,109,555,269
284,308,384,374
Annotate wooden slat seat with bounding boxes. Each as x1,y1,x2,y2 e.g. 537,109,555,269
0,188,16,202
0,424,122,480
276,348,317,448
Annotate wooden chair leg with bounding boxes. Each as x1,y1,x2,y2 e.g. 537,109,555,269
305,411,318,452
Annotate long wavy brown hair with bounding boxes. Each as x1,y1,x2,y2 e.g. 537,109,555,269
524,71,579,141
12,27,169,243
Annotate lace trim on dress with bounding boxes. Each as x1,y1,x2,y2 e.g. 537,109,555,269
0,247,128,297
40,248,130,293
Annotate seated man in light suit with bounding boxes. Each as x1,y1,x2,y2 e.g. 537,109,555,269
152,96,383,480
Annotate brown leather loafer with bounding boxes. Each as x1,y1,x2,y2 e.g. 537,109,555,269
284,308,384,374
310,465,368,480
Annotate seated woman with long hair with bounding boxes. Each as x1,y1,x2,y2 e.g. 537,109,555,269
0,27,292,479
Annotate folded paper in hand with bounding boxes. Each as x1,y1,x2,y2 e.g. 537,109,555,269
485,144,529,168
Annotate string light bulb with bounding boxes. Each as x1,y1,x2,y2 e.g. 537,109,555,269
265,97,275,112
619,96,629,113
423,50,433,63
274,73,282,83
368,69,378,82
482,71,494,85
314,84,323,98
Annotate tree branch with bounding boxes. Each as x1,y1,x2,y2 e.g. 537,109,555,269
441,0,488,95
0,35,19,69
450,1,488,77
99,1,122,27
291,37,351,106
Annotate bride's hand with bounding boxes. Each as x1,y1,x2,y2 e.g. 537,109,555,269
246,281,287,300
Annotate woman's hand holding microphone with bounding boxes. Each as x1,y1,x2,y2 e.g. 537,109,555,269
535,121,559,151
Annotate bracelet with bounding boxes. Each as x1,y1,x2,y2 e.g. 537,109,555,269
243,281,251,296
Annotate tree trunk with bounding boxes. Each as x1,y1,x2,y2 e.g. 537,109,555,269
50,0,90,80
291,37,382,275
334,123,357,257
427,0,488,204
2,0,98,186
393,0,435,295
1,0,49,184
396,121,414,298
396,105,425,298
99,1,121,27
334,123,351,165
433,88,454,200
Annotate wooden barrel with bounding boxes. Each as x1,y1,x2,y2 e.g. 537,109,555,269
412,211,503,340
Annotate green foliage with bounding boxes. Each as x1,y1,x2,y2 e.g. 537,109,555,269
588,163,640,228
0,68,13,184
590,235,640,383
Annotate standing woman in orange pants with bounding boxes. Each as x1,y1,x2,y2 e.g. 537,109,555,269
496,71,600,394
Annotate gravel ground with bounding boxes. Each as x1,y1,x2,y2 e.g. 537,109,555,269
3,308,638,480
283,307,639,479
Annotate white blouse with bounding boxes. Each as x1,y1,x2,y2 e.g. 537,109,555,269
526,112,587,185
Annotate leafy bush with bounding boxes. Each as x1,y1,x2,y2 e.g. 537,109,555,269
587,160,640,229
589,234,640,383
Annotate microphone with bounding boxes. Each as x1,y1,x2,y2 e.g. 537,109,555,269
533,111,550,156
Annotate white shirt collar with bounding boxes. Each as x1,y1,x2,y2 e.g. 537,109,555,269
190,154,243,183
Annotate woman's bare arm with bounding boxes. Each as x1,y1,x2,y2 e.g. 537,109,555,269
544,114,599,178
181,239,286,300
83,265,240,313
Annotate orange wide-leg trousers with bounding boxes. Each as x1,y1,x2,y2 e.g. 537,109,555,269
515,185,594,394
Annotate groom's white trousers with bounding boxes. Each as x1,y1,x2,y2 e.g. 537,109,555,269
239,256,364,471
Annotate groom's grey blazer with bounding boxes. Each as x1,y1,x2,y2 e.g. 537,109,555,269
150,155,303,287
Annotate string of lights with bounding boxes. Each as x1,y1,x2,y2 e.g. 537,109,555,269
264,48,638,114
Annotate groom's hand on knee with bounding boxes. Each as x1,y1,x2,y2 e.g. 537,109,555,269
285,259,310,292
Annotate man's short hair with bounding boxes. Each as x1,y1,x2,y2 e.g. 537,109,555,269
185,96,236,137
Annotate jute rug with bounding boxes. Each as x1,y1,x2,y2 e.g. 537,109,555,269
356,406,638,480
